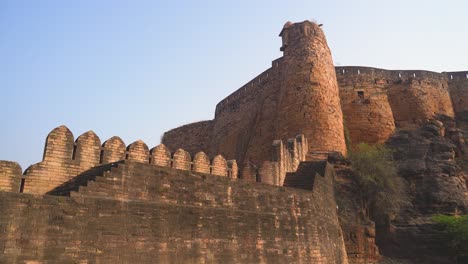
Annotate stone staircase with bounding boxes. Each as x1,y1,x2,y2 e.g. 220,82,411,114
283,160,328,191
67,161,224,204
46,161,122,196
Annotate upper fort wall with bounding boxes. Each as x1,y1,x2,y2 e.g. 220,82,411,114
336,66,456,143
162,120,214,155
164,57,285,167
446,71,468,128
163,21,466,178
214,58,283,118
164,21,348,169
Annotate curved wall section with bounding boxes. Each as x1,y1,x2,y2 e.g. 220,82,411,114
162,120,214,156
276,21,346,155
447,71,468,129
336,66,455,143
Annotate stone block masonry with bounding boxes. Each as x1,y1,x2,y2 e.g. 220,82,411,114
447,71,468,130
336,66,455,144
163,21,467,178
0,161,348,264
12,125,237,195
163,21,348,178
0,161,22,192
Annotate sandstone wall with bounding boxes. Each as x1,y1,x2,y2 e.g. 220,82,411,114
163,60,283,167
336,66,455,144
0,161,348,264
0,161,22,192
21,126,237,195
276,21,346,155
211,60,284,165
162,120,213,155
447,71,468,130
336,67,396,144
164,21,347,172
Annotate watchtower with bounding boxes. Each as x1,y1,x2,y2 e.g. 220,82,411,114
276,21,347,155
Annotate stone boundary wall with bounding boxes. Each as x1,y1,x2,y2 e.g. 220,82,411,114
0,161,22,192
11,125,237,195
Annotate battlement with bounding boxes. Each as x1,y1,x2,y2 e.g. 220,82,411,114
335,66,448,86
9,125,237,195
446,71,468,81
214,57,283,118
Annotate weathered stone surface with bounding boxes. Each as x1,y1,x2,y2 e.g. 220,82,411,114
0,161,22,192
0,161,348,264
162,21,347,173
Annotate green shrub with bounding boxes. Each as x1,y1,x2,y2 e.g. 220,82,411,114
432,214,468,255
349,143,405,224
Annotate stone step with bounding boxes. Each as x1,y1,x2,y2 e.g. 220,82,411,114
283,161,328,190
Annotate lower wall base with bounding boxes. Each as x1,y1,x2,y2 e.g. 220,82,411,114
0,164,348,264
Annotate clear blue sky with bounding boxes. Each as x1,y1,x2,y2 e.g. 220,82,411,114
1,0,467,169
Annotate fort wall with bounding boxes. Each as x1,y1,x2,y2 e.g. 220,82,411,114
276,21,346,155
19,126,237,195
447,71,468,129
336,66,455,143
162,120,214,155
0,160,348,263
163,59,284,167
164,21,347,173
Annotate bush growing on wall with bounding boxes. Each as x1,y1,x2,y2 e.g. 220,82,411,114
349,143,405,225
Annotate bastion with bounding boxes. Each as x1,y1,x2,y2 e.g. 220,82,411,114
163,22,467,178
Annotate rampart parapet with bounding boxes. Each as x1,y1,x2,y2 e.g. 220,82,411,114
335,66,455,143
335,66,449,84
214,58,283,118
15,125,237,195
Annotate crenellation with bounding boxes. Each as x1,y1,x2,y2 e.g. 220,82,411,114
74,130,101,169
211,155,228,177
0,161,22,192
17,126,239,195
172,149,191,171
149,144,171,167
192,151,211,174
101,136,126,164
227,160,238,179
43,125,75,162
126,140,150,163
